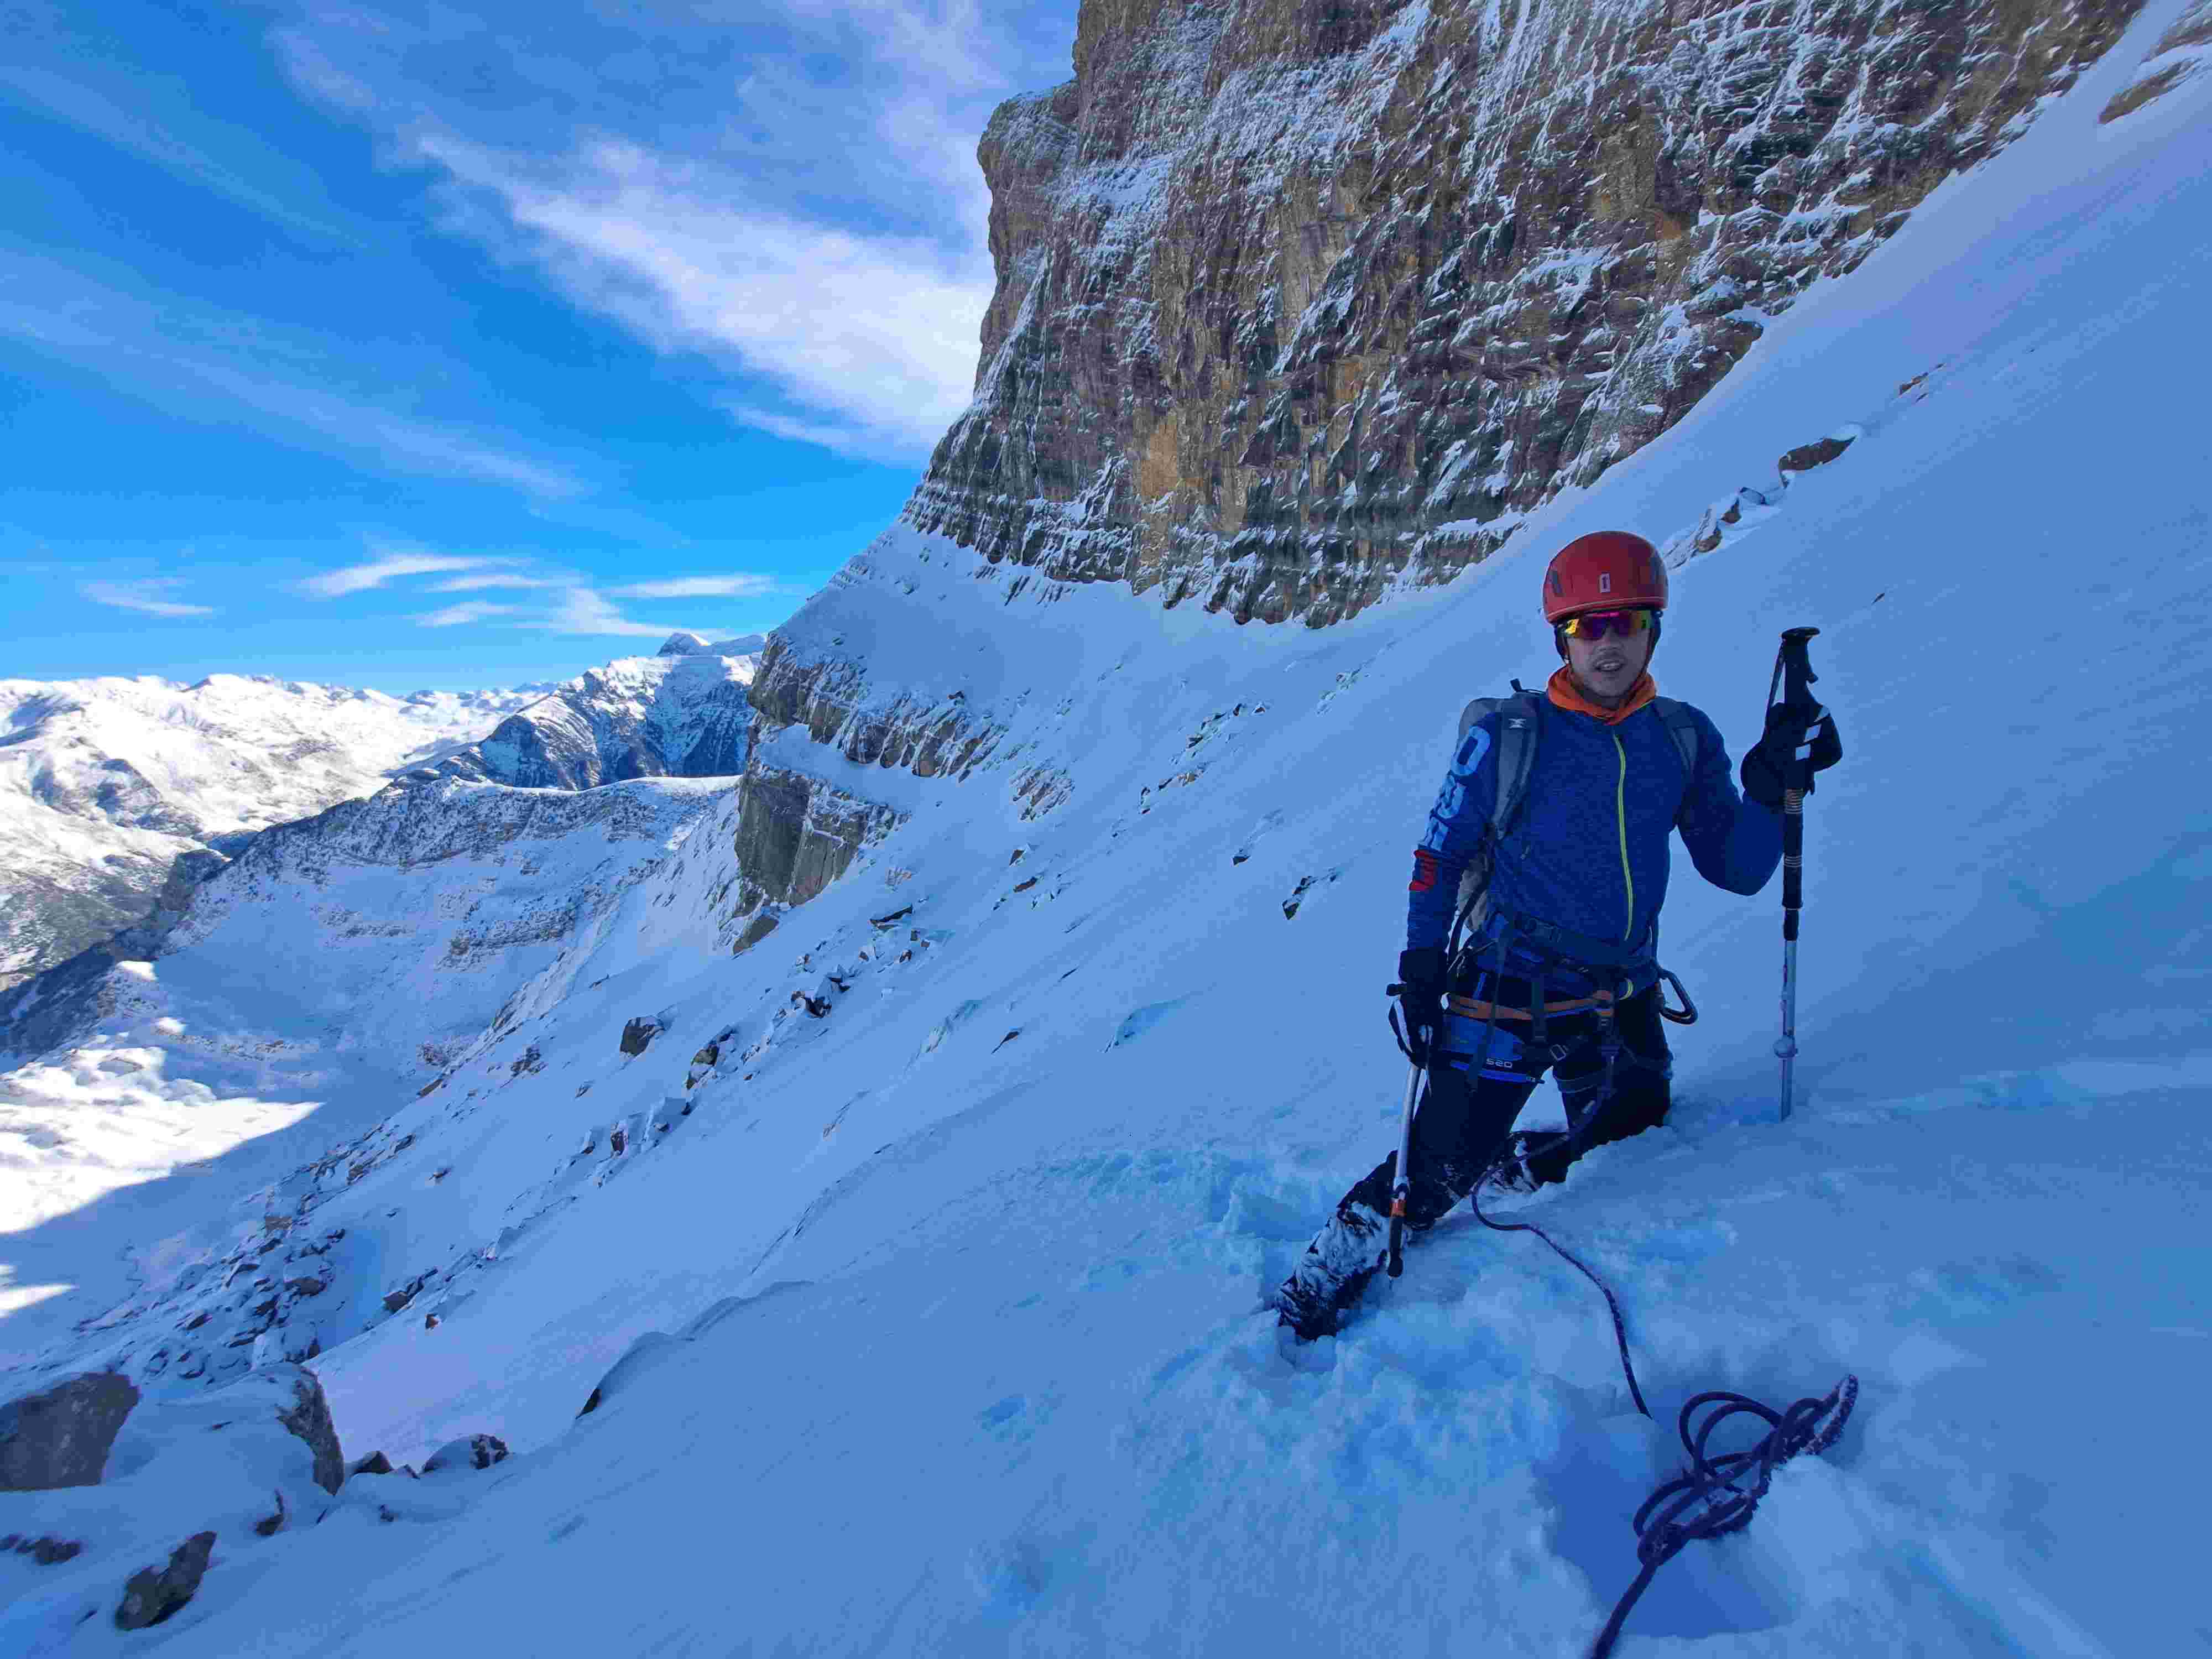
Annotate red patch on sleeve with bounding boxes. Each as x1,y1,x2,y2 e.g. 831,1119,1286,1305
1408,849,1439,893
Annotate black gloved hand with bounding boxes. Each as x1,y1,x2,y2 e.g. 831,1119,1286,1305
1741,698,1844,810
1392,946,1447,1064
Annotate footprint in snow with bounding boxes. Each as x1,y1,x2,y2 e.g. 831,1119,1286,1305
1108,998,1187,1050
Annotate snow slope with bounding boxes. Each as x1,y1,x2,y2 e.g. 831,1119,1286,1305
4,15,2211,1655
0,675,538,990
0,776,728,1383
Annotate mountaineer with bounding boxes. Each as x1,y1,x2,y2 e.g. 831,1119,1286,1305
1275,530,1840,1341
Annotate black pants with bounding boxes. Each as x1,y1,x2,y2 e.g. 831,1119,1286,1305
1340,984,1673,1229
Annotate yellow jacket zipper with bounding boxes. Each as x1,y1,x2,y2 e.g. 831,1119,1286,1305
1612,730,1634,942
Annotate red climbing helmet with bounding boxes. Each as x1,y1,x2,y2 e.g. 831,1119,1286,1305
1541,531,1668,623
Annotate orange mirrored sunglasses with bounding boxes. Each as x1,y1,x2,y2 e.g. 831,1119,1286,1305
1559,608,1657,640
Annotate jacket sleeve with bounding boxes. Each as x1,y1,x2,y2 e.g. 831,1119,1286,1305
1676,708,1782,895
1406,714,1501,951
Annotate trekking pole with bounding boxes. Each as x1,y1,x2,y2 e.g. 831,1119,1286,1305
1386,1058,1421,1277
1769,627,1820,1120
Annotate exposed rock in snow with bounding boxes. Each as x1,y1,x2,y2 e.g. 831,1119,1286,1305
0,1371,139,1491
0,1364,347,1641
2102,0,2212,117
729,765,904,926
420,1434,508,1475
112,1530,215,1630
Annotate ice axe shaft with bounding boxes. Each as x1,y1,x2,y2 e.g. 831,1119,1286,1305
1386,1058,1421,1276
1770,627,1819,1120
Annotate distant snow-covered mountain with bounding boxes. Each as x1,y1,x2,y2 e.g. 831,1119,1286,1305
408,635,763,791
0,638,767,995
0,676,540,991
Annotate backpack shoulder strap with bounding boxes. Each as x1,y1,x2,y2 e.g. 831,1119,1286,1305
1650,696,1702,778
1457,688,1545,845
1446,688,1546,956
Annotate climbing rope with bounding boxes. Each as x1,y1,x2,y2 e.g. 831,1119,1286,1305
1587,1377,1860,1659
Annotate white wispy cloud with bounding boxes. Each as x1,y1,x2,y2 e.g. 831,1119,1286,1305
80,578,217,619
420,135,991,462
606,574,778,599
273,0,1073,465
540,587,693,637
0,252,588,499
300,547,488,598
412,601,525,628
0,64,364,249
425,572,567,592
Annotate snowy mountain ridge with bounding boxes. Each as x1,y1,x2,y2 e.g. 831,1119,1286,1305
408,646,761,790
0,673,543,993
2,7,2210,1655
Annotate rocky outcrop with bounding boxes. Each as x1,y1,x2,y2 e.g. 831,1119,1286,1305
746,640,1004,781
0,1366,346,1640
114,1530,216,1630
729,766,905,938
907,0,2143,627
273,1368,346,1496
421,1433,509,1474
0,1371,139,1490
2101,0,2211,118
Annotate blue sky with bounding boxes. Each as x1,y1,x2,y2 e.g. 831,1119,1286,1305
0,0,1076,691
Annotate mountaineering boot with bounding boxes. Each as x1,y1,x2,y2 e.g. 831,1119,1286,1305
1483,1129,1563,1194
1273,1198,1389,1341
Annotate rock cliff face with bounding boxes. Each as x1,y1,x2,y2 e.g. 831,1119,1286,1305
743,0,2150,855
727,766,905,948
903,0,2144,627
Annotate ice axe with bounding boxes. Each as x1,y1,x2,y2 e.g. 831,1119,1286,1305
1385,1057,1421,1277
1766,627,1840,1119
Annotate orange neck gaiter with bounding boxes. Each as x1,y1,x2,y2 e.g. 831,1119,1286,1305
1547,665,1657,725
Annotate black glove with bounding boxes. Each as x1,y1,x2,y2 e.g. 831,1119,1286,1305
1392,946,1447,1064
1741,698,1843,810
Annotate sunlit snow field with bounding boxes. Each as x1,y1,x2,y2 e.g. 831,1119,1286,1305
3,10,2210,1655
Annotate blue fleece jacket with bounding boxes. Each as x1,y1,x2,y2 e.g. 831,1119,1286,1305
1407,691,1781,967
